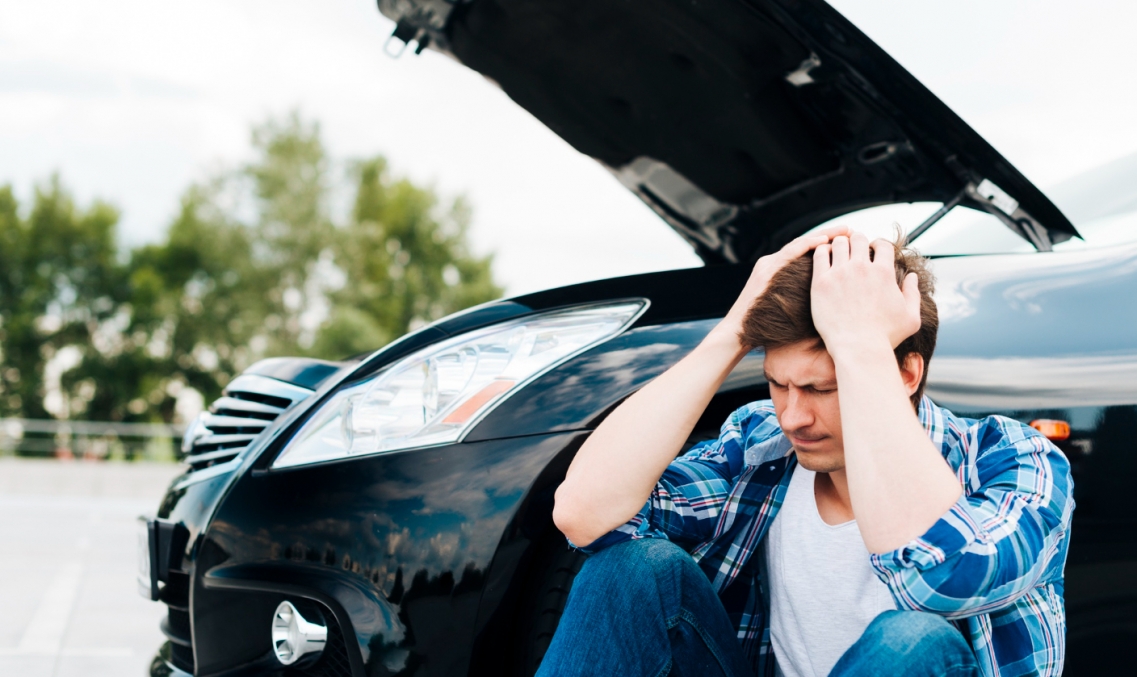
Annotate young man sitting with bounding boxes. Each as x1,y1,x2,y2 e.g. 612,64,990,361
541,229,1074,677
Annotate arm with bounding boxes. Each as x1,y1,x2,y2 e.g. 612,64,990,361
578,402,779,553
810,233,962,554
870,422,1073,617
553,330,746,548
554,227,850,548
813,233,1074,615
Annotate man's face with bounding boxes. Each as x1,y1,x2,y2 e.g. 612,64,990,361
764,340,845,473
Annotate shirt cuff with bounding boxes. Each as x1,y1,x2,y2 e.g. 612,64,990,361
565,498,658,555
566,528,633,555
870,494,982,572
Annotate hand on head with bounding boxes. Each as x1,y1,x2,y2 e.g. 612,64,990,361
810,232,922,352
719,225,854,340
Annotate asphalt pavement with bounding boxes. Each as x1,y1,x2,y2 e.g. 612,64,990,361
0,458,184,677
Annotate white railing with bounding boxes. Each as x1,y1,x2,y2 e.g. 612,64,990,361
0,418,186,461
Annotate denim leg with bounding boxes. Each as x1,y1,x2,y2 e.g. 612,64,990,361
829,610,979,677
536,539,754,677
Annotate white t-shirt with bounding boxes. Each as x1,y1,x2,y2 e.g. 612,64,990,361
765,466,897,677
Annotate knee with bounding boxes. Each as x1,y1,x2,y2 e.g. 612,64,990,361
576,538,694,596
860,611,973,666
626,537,693,571
867,609,959,641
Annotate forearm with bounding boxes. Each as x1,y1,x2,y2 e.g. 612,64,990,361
871,432,1074,615
872,495,1062,617
554,325,748,547
830,339,962,554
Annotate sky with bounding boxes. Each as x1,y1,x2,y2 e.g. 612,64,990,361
2,0,1135,296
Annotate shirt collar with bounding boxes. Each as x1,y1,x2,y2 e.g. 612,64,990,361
918,394,948,452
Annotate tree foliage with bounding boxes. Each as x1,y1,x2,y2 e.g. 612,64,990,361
0,178,125,419
0,112,501,424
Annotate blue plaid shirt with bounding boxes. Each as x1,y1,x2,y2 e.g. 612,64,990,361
577,396,1074,677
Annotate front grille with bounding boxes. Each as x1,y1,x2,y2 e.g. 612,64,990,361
159,571,194,673
286,599,353,677
169,639,195,673
183,375,314,470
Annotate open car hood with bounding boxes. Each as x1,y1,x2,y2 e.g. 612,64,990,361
377,0,1078,263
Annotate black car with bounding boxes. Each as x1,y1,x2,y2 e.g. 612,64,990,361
143,1,1136,675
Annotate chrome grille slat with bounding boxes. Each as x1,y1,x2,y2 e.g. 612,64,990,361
183,374,315,471
189,433,259,449
209,396,285,417
198,412,272,431
160,615,192,647
225,374,313,403
184,448,247,465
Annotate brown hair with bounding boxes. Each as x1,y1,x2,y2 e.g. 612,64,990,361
739,238,939,406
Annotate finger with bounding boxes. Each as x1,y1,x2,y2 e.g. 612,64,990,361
831,235,850,265
902,272,922,325
849,231,871,262
779,234,828,260
810,224,853,240
813,243,831,274
779,225,854,259
870,238,896,269
779,230,841,260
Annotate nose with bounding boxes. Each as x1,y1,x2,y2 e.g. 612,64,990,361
777,387,813,433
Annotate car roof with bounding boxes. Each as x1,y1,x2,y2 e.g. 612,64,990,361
377,0,1078,262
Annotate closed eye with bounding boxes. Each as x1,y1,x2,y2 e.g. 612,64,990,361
764,375,835,394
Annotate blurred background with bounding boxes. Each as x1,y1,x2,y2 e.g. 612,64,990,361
2,0,1137,446
0,1,1134,673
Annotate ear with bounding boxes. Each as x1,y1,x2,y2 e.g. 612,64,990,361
899,353,924,397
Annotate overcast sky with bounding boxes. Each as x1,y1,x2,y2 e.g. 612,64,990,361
2,0,1135,295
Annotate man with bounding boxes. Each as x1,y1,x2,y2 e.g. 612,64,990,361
542,229,1073,677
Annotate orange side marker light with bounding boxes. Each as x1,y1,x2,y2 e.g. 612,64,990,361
1029,419,1070,442
442,380,516,425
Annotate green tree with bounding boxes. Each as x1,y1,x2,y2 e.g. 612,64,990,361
314,157,499,357
0,177,127,420
121,179,267,416
0,112,501,427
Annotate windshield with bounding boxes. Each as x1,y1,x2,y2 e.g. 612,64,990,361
808,151,1137,255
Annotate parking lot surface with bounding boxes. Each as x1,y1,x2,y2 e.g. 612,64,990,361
0,458,184,677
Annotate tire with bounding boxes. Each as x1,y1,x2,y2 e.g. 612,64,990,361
521,543,588,676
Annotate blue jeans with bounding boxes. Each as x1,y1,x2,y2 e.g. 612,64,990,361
536,539,979,677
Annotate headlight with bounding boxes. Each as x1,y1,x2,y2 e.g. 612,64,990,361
272,301,646,468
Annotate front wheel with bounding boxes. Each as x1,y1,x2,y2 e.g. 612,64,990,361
521,543,588,676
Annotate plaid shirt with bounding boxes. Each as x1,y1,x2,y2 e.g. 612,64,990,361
577,396,1074,677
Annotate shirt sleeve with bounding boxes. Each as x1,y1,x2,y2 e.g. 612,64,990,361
570,403,764,554
870,416,1075,619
